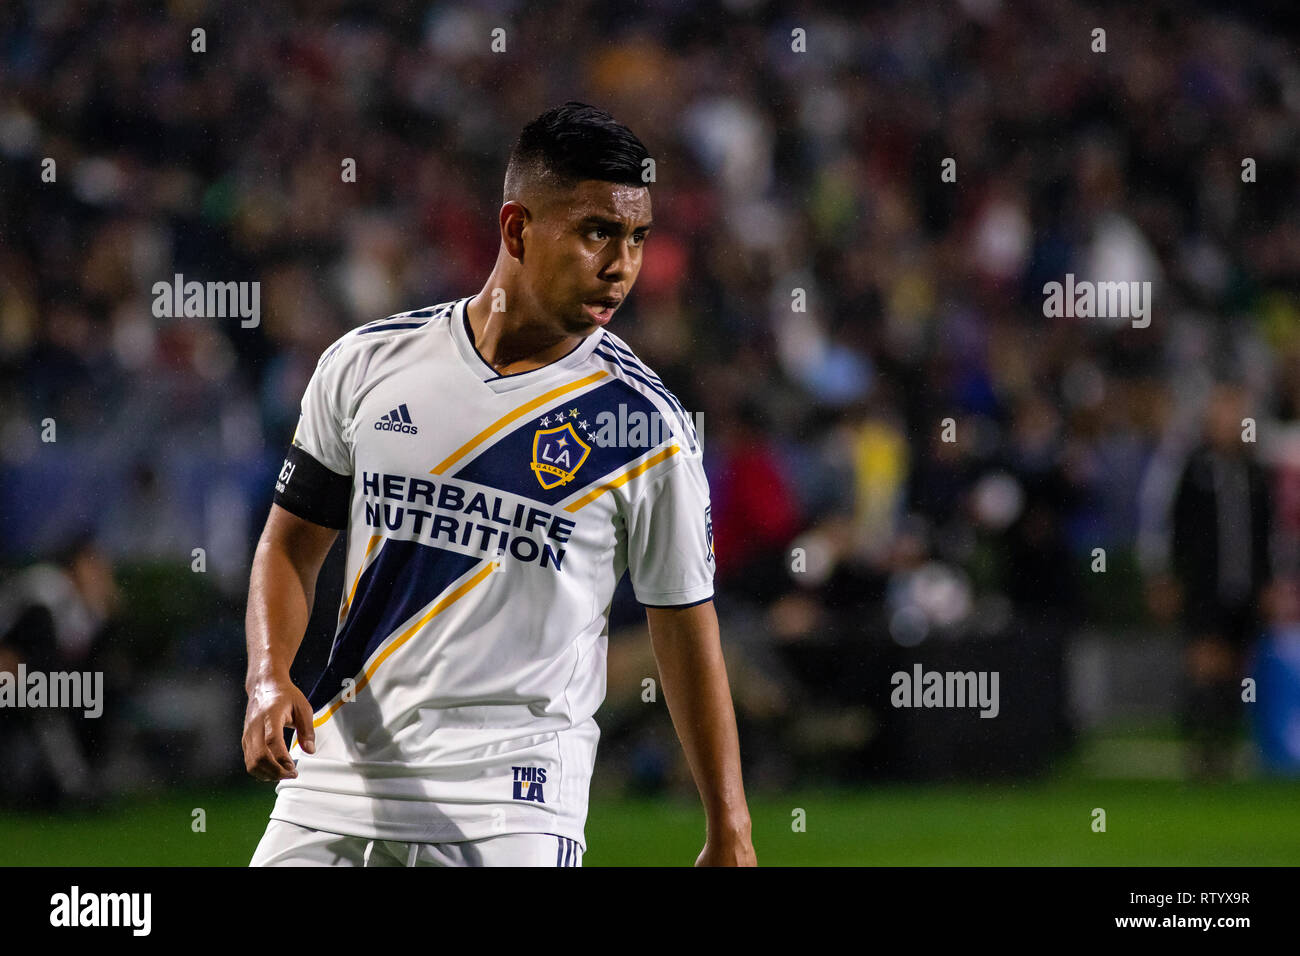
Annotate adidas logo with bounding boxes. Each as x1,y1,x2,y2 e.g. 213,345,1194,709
374,403,419,434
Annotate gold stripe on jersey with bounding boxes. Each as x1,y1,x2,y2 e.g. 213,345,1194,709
310,559,497,730
430,370,609,475
338,533,383,623
563,444,680,513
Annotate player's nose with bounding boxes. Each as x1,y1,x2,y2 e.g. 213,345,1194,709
600,239,639,281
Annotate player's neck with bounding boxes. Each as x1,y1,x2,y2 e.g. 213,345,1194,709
465,288,584,375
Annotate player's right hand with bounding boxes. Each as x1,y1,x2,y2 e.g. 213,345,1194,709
242,676,316,781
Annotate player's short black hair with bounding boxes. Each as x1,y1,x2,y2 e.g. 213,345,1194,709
503,101,650,205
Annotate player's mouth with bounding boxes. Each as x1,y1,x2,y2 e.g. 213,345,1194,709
582,297,622,325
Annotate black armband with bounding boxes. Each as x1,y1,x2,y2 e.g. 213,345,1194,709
273,444,352,529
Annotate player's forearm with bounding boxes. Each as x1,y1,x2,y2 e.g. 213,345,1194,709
244,538,314,693
647,603,752,837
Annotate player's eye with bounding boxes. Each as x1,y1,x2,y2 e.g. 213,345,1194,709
586,228,607,241
631,232,647,245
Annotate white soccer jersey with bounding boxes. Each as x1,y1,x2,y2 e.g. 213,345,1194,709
267,296,714,849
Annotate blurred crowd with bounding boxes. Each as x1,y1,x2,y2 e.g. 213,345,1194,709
3,0,1300,806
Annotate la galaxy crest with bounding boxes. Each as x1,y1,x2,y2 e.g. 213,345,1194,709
531,422,591,489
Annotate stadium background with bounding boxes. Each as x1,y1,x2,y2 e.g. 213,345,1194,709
2,0,1299,865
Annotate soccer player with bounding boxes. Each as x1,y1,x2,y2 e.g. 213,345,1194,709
243,102,756,866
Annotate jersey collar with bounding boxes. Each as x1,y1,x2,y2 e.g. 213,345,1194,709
450,295,606,393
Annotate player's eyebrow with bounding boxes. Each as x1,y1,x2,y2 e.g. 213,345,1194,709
578,216,653,233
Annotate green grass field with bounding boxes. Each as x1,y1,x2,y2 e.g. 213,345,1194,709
1,775,1297,865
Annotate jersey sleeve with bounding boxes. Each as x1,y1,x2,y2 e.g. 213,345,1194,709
273,340,355,529
290,341,354,476
624,452,716,608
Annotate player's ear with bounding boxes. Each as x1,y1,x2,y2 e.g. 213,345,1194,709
501,201,529,258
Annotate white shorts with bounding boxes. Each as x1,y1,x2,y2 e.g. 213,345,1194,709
249,819,584,867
